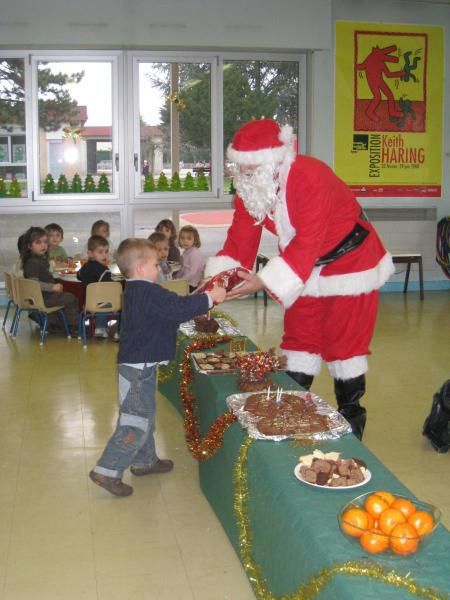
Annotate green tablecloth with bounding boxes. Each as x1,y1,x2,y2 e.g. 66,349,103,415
159,335,450,599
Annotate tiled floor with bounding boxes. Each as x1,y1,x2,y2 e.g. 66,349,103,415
0,290,449,599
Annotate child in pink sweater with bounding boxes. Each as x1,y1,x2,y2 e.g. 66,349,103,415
175,225,205,292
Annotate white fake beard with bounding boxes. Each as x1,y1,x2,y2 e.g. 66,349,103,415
234,164,279,224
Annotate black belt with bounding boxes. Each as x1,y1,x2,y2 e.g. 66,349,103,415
315,221,369,266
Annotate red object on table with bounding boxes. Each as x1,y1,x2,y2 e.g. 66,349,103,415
193,267,251,295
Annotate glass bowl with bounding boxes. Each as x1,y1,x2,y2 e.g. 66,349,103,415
338,491,441,558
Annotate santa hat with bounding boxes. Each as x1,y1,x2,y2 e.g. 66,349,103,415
227,119,295,166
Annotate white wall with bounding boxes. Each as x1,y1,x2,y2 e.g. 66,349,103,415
0,0,332,50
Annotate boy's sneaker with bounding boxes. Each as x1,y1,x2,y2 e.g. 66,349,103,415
89,470,133,497
94,327,108,338
130,459,174,476
113,331,120,342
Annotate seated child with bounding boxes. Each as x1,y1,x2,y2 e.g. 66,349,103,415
148,231,171,281
21,226,79,335
89,238,226,497
45,223,68,263
155,219,181,264
175,225,205,292
77,235,116,339
90,219,114,258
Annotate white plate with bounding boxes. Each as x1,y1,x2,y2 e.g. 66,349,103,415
294,462,371,490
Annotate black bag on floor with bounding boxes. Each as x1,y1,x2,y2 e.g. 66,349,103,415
423,380,450,453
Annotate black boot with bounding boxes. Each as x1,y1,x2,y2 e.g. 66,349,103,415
423,380,450,453
334,375,367,441
287,371,314,391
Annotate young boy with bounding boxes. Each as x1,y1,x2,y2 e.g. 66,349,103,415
148,231,171,281
45,223,68,262
77,234,113,338
89,238,226,497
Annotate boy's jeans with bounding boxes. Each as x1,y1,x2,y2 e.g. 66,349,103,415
93,364,158,478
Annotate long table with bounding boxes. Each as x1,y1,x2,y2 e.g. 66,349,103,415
158,335,450,599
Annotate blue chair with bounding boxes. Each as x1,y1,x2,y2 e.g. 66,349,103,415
78,282,122,348
2,272,19,334
12,277,70,345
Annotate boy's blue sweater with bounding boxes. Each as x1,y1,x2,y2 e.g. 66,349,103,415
117,279,209,364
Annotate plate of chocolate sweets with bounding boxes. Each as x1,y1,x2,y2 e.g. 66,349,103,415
294,449,371,489
192,350,249,374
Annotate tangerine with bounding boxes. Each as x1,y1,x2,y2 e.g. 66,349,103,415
359,528,389,554
341,507,370,537
378,507,406,535
364,493,389,519
408,511,435,537
374,490,395,506
389,522,420,555
391,498,417,519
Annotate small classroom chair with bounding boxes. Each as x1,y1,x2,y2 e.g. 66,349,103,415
3,272,18,333
11,277,70,345
78,281,122,348
160,279,189,296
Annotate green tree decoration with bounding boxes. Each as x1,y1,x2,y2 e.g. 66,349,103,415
183,171,195,191
70,173,82,193
8,177,22,197
97,173,110,193
0,178,7,198
156,172,169,191
84,174,96,193
43,173,56,194
57,174,69,193
170,171,182,191
196,171,209,191
229,178,236,195
143,173,155,192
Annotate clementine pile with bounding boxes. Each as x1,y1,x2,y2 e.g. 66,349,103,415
340,491,436,556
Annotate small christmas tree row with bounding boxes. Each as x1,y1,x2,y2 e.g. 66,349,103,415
0,177,22,198
42,173,111,194
144,171,210,192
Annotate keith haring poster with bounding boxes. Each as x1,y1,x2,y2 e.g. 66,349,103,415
335,22,443,198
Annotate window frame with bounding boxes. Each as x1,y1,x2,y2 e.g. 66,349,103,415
128,50,306,208
30,50,123,206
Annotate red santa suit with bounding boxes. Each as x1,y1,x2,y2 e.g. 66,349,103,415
206,121,394,383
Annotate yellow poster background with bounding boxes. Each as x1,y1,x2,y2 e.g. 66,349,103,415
334,22,443,197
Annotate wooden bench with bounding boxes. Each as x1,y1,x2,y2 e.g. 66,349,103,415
392,253,424,300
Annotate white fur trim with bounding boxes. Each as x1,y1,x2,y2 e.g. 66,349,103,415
327,356,368,380
279,124,294,145
205,255,242,278
227,143,288,166
303,252,395,297
282,350,322,375
258,256,304,308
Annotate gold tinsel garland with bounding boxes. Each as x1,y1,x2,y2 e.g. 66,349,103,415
233,437,449,600
180,335,238,461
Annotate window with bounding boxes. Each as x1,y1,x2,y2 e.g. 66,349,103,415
223,58,300,191
36,60,114,195
137,60,212,194
0,58,28,198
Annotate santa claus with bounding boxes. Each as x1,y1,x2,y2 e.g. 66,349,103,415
206,119,395,439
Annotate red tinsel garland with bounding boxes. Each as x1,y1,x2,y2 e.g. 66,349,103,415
179,335,237,460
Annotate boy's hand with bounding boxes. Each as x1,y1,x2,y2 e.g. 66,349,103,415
209,284,226,304
53,283,64,293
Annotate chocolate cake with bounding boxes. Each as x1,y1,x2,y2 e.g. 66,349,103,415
194,316,220,333
244,392,331,437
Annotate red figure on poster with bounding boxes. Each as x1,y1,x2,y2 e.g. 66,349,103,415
357,45,405,122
